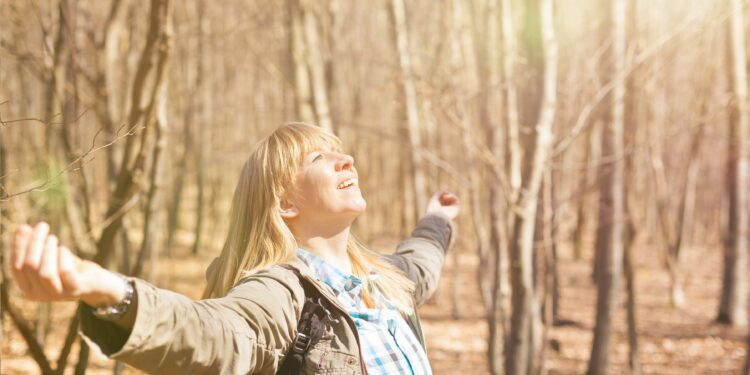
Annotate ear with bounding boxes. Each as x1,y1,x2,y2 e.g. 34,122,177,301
279,198,300,220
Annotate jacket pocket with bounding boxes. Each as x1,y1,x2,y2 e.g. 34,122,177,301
304,337,360,375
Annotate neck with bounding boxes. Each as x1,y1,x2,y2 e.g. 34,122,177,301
291,219,353,274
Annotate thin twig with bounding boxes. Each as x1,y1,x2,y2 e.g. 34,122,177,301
0,123,142,201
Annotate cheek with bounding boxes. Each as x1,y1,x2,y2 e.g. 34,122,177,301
295,173,333,208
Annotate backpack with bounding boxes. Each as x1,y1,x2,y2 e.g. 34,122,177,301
277,266,340,374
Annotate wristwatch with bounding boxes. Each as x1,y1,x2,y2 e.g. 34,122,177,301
92,274,135,320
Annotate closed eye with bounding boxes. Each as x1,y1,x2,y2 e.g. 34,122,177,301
312,153,323,162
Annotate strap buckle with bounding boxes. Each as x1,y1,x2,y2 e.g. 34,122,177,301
291,333,311,354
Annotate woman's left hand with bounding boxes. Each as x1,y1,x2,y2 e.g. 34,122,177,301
425,191,460,220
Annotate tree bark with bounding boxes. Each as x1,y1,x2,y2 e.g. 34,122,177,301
288,0,317,125
506,0,556,372
624,224,641,375
573,126,595,261
587,0,626,373
94,0,174,266
467,0,508,371
302,1,333,133
166,116,190,251
538,167,559,375
133,70,170,278
390,0,428,218
717,0,749,327
623,2,641,371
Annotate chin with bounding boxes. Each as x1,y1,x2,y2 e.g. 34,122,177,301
354,197,367,212
344,199,367,216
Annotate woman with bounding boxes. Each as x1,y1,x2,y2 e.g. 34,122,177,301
11,123,459,374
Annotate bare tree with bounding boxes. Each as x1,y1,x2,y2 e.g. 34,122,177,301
717,0,749,327
505,0,557,372
191,0,208,257
390,0,428,220
287,0,333,133
0,1,174,373
587,0,626,373
622,1,641,372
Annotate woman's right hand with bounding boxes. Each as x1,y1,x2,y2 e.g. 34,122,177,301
11,222,128,308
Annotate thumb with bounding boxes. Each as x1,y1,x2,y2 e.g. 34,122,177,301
58,246,85,297
439,191,458,205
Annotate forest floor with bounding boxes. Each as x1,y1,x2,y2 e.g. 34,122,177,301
2,231,748,374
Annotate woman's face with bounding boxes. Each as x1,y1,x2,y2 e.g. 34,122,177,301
284,146,366,222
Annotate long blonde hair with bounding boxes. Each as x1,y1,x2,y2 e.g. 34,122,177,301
202,123,415,313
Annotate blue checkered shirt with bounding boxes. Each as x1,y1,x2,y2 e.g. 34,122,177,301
297,248,432,375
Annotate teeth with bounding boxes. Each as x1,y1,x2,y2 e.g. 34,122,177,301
337,178,357,189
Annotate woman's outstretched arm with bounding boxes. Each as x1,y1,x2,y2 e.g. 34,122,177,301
11,222,135,328
11,222,303,374
386,191,460,305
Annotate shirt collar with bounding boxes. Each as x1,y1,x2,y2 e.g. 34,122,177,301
296,248,363,294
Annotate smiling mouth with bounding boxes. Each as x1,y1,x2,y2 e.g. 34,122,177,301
337,178,358,189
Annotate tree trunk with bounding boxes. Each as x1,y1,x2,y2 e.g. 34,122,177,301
623,2,641,371
191,0,207,257
74,343,89,375
57,0,97,259
166,116,190,251
451,0,488,321
717,0,749,327
624,222,642,375
133,78,170,278
302,1,333,133
94,0,175,266
500,0,521,212
390,0,428,218
506,0,556,373
573,126,595,261
538,167,559,375
543,168,559,324
288,0,316,124
192,146,206,256
484,0,508,341
587,0,626,373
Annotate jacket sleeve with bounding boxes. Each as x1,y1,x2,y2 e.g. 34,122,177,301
384,212,456,306
78,269,304,375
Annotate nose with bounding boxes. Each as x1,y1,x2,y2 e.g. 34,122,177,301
334,153,354,171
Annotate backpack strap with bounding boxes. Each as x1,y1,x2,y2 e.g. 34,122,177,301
277,265,339,374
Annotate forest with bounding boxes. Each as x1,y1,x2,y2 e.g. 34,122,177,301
1,0,750,374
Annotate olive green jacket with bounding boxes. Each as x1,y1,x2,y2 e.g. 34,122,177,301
79,212,455,374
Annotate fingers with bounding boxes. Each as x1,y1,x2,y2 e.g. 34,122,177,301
38,235,63,294
12,225,32,269
24,223,53,298
11,225,35,297
24,222,50,270
11,222,73,301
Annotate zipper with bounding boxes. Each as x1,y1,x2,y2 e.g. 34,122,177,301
301,274,369,375
406,296,426,350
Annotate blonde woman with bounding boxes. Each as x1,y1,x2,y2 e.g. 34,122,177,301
11,123,459,374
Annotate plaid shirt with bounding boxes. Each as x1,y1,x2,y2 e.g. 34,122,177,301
297,249,432,375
